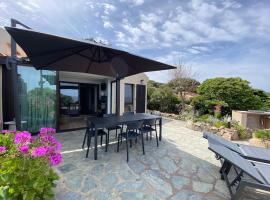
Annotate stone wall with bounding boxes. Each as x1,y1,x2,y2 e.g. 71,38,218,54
186,121,239,141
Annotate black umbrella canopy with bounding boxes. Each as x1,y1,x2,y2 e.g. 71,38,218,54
5,27,175,78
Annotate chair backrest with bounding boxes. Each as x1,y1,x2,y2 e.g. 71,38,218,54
126,120,144,130
103,113,116,118
143,118,156,126
209,142,267,184
123,111,134,116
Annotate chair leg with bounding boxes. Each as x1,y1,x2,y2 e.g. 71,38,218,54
105,133,108,152
108,130,110,143
117,134,120,152
150,131,152,140
146,132,149,140
101,135,103,146
142,133,145,155
116,129,118,138
82,129,88,149
155,130,159,147
126,138,129,162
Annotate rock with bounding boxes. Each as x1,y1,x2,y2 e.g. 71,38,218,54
249,138,270,148
171,189,204,200
116,181,148,192
192,180,213,193
91,191,112,200
81,176,97,193
158,157,178,174
100,174,118,189
120,192,145,200
65,174,84,191
141,170,173,198
61,191,88,200
171,176,190,190
57,163,77,174
214,179,230,198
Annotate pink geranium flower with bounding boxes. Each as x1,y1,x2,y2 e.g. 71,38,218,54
18,146,29,155
39,128,56,136
14,131,31,146
49,153,62,166
0,146,7,154
31,146,48,158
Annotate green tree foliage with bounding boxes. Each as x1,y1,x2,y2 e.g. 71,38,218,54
148,82,180,113
168,77,200,93
196,77,269,111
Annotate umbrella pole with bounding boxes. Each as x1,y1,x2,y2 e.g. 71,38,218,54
11,19,21,131
116,78,121,116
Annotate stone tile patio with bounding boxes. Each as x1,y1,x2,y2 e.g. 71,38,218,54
54,120,269,200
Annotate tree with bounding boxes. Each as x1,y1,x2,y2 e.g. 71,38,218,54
148,85,180,113
196,77,268,111
169,59,200,111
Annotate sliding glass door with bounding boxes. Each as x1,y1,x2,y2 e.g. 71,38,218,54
17,66,56,132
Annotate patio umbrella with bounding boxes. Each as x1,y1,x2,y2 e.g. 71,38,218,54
5,27,175,78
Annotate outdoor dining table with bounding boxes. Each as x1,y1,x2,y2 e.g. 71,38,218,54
86,113,162,160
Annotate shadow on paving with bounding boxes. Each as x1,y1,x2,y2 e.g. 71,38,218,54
54,122,269,200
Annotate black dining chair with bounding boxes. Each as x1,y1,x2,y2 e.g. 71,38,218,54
117,120,144,162
103,114,122,139
140,118,159,147
82,119,108,152
122,111,135,116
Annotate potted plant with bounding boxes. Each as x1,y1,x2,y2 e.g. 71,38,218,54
0,128,62,200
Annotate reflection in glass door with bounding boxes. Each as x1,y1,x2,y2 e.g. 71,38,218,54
59,82,99,131
17,66,56,132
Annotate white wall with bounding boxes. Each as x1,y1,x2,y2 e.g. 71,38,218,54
111,73,148,115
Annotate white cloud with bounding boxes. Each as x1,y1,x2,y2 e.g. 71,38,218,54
119,0,144,6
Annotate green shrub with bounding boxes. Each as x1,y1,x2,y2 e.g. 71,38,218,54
254,129,270,140
0,128,61,200
233,122,247,139
214,121,228,128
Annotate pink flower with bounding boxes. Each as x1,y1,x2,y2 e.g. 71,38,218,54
49,153,62,166
31,146,48,158
39,135,61,154
39,128,56,135
14,131,31,146
0,146,7,154
18,146,29,155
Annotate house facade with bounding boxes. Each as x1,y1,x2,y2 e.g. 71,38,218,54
0,27,148,132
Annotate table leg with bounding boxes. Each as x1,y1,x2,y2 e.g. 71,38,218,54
86,128,90,158
159,118,162,141
94,127,98,160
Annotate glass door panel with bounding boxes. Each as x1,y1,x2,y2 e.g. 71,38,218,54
17,66,56,132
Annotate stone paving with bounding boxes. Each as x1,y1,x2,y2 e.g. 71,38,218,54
54,120,269,200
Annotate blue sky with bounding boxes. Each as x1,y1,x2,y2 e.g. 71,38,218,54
0,0,270,91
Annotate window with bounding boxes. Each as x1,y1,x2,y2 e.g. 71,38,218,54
124,84,134,112
60,82,80,116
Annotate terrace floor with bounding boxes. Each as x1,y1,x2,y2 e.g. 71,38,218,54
54,120,269,200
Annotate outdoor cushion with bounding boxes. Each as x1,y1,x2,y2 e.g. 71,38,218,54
208,142,267,184
204,132,270,163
